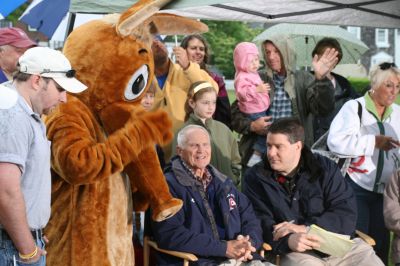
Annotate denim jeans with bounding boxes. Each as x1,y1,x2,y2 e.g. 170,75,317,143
346,176,389,265
248,111,268,154
0,232,46,266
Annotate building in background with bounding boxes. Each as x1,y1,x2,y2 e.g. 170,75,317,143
347,26,399,71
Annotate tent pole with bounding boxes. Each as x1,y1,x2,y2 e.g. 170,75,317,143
65,12,76,40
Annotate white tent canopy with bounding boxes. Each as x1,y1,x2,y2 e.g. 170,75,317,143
70,0,400,28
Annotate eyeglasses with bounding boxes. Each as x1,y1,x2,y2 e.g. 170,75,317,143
379,62,397,70
40,69,76,78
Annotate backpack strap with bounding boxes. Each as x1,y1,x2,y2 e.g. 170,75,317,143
357,100,362,121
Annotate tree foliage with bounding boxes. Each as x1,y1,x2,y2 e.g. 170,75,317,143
203,20,263,79
6,3,30,23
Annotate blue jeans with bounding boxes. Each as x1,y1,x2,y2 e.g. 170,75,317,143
346,176,389,265
0,232,46,266
248,111,267,154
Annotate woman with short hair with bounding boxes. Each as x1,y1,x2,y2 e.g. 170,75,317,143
328,62,400,264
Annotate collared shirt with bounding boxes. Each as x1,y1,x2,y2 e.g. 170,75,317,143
269,73,293,121
180,158,213,191
0,84,51,229
156,73,168,89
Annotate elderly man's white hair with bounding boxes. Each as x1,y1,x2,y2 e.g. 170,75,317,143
176,125,210,148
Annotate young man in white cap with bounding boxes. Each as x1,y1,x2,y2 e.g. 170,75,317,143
0,27,37,83
0,47,87,265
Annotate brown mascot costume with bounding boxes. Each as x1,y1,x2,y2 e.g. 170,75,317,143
44,0,208,265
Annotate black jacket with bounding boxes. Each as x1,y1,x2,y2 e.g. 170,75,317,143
243,149,357,255
312,72,359,140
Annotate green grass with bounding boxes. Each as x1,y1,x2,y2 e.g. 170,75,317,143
228,89,236,103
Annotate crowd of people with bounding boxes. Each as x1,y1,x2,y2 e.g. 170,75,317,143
0,24,400,266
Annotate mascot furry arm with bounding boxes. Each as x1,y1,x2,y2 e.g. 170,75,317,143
44,0,208,265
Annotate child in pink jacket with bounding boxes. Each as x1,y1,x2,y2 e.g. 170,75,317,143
234,42,270,167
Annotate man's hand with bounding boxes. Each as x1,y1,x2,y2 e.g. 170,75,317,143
312,48,339,80
173,47,190,70
250,116,272,135
375,135,400,151
236,235,256,262
288,233,321,252
273,221,307,241
225,238,252,259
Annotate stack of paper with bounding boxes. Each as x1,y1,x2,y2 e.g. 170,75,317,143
307,224,355,258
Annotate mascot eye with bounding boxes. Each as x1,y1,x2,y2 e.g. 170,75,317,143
124,65,149,101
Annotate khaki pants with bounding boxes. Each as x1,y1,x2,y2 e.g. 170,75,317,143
219,259,275,266
280,238,384,266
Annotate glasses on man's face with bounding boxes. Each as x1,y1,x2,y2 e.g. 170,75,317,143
379,62,397,70
40,69,76,78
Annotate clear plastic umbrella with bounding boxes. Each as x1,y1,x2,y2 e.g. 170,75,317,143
253,23,369,67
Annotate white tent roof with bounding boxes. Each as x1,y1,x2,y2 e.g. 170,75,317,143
70,0,400,28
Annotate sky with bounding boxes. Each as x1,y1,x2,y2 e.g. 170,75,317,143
51,13,103,41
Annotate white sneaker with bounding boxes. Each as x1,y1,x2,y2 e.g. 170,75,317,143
247,153,262,167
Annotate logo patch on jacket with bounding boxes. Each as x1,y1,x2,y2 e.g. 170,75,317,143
228,197,237,211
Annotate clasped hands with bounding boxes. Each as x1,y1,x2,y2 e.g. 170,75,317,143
273,221,321,253
225,235,256,261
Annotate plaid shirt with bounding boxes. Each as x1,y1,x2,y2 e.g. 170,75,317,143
269,74,293,121
180,158,213,191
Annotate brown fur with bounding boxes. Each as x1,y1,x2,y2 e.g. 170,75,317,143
43,0,208,265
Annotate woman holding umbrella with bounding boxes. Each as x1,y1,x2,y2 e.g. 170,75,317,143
328,62,400,265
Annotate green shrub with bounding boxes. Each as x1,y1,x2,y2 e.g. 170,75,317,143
348,78,370,94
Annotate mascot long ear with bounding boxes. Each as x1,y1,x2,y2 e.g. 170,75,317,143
148,13,208,35
116,0,171,36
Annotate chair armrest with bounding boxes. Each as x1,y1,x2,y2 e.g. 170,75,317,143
263,243,272,251
145,237,198,261
355,230,375,246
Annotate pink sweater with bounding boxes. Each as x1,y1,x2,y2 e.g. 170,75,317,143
233,42,270,114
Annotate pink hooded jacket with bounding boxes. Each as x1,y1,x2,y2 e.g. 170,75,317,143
233,42,270,114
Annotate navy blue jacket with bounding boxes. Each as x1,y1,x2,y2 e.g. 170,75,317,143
243,149,357,255
152,156,263,265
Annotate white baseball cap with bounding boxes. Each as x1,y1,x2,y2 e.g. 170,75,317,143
18,47,87,93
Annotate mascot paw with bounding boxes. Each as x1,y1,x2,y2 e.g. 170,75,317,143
151,198,183,222
135,110,173,146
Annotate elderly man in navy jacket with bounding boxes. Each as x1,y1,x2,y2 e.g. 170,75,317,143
243,117,383,266
152,125,273,265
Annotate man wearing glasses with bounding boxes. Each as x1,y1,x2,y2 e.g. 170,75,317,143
0,47,87,265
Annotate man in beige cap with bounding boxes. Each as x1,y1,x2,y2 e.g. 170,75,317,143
0,47,86,266
0,27,37,83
